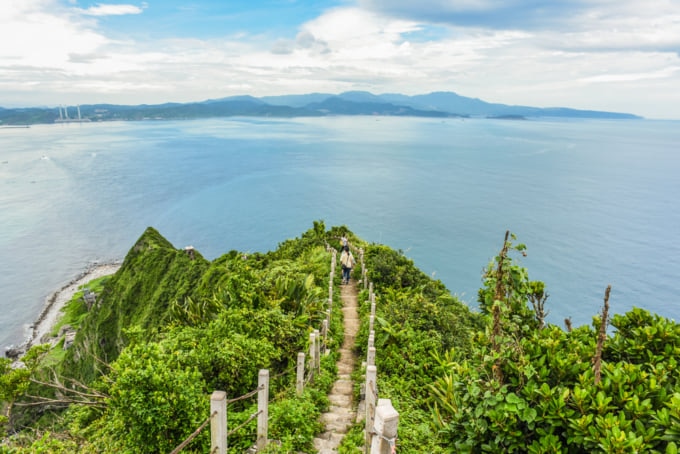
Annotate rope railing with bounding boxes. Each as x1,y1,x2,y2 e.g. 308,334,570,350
169,410,217,454
226,385,264,405
360,255,400,454
177,237,363,453
226,410,262,437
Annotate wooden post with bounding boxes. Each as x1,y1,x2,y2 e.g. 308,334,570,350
309,332,316,381
367,346,376,367
257,370,269,451
371,302,376,318
210,391,227,454
314,329,321,372
368,332,375,349
296,353,305,396
328,296,333,323
369,282,373,296
360,248,365,288
370,399,399,454
322,319,329,354
365,365,377,452
369,314,374,333
329,272,333,304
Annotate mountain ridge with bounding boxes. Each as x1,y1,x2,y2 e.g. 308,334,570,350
0,91,642,125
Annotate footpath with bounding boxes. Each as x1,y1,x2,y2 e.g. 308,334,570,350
313,279,360,453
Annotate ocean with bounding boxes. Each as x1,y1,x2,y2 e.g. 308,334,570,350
1,116,679,351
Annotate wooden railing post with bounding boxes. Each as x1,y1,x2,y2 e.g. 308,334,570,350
257,370,269,451
329,272,333,305
331,250,336,275
309,332,316,381
296,352,305,396
328,297,333,318
370,399,399,454
360,248,366,288
365,365,377,452
322,319,328,354
210,391,227,454
314,329,321,373
367,346,376,367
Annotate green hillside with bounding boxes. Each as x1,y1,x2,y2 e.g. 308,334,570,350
1,224,679,453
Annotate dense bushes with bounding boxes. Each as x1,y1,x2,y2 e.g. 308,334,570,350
1,222,344,452
3,225,680,453
344,244,485,453
431,234,680,453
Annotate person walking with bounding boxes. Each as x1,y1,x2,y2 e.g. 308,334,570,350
340,245,355,285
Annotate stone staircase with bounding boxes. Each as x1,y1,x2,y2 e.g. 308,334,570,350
313,280,359,453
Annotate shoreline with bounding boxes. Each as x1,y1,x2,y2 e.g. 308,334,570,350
5,261,122,359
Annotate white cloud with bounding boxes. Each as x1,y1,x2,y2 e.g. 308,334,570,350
0,0,108,68
0,0,679,118
78,3,145,17
578,66,680,84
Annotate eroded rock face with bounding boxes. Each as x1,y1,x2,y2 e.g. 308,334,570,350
5,345,25,360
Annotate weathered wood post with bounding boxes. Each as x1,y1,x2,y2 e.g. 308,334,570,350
367,346,376,367
314,329,321,373
331,250,336,274
370,399,399,454
296,352,305,396
257,370,269,451
329,272,333,305
368,332,375,349
210,391,227,454
322,319,329,354
309,332,316,381
359,247,365,288
369,314,375,333
365,365,377,452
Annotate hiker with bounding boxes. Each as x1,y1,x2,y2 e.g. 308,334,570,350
340,245,355,285
340,234,348,248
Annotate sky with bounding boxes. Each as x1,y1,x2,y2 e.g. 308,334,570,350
1,0,679,119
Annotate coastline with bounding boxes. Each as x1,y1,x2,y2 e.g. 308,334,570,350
6,262,121,358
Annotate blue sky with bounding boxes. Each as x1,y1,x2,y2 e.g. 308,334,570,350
1,0,679,118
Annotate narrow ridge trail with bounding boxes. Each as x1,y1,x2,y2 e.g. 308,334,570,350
313,279,360,453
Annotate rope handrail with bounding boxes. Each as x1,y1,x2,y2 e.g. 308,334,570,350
169,410,217,454
226,410,262,437
272,365,295,380
227,384,264,405
372,430,398,454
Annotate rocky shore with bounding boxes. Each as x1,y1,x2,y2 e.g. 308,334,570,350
4,262,121,359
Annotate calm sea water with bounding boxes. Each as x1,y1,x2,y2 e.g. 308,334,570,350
1,116,679,351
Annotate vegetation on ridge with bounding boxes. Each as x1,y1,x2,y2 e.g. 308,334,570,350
2,224,679,453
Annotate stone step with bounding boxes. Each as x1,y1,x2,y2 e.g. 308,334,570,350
313,431,346,452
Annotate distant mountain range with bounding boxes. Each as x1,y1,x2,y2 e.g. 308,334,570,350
0,91,642,125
